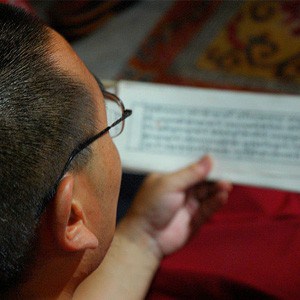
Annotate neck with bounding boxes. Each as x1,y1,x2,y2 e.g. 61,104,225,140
11,214,87,300
11,249,84,299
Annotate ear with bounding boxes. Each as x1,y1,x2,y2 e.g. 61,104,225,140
52,175,99,252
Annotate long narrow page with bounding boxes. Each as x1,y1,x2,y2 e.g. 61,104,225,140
114,80,300,192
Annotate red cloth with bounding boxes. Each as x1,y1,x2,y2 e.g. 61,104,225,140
147,185,300,299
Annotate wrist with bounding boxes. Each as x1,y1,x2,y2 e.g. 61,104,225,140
116,214,163,266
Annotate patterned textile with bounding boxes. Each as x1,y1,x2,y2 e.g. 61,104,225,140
120,0,300,94
198,1,300,85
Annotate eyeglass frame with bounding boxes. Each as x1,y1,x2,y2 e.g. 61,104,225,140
61,78,131,178
38,77,132,215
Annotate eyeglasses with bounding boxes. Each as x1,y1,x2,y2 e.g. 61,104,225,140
39,77,132,215
60,77,132,179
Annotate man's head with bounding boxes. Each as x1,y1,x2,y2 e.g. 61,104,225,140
0,4,121,294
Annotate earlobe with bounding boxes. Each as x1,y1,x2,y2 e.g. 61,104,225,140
53,175,99,252
65,216,99,251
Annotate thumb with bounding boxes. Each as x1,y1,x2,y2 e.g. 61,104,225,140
166,155,212,191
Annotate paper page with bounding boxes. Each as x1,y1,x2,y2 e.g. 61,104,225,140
114,80,300,192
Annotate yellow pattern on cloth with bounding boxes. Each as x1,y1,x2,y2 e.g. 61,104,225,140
198,1,300,83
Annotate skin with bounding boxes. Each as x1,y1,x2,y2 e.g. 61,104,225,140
12,28,232,299
15,29,121,299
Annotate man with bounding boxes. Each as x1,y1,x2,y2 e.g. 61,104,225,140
0,4,231,299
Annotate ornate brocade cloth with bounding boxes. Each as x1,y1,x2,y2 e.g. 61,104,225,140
121,0,300,94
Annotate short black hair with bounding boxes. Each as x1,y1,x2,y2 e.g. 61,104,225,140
0,4,96,291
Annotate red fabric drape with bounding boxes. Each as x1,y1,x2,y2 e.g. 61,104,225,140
148,185,300,299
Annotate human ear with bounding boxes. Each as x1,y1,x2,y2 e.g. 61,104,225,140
52,175,99,252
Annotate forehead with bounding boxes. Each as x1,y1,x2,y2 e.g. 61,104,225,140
48,30,88,80
47,29,106,122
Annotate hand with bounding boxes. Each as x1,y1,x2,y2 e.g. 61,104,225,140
120,156,232,259
75,156,232,300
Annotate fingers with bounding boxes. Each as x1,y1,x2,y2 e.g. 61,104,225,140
202,189,229,216
193,180,232,202
187,180,232,227
188,186,230,230
166,155,213,191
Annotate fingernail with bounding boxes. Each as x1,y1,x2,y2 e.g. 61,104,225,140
219,180,233,191
198,156,211,172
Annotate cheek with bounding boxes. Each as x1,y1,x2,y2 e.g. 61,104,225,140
94,137,121,221
83,139,121,263
109,141,122,195
104,140,122,212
